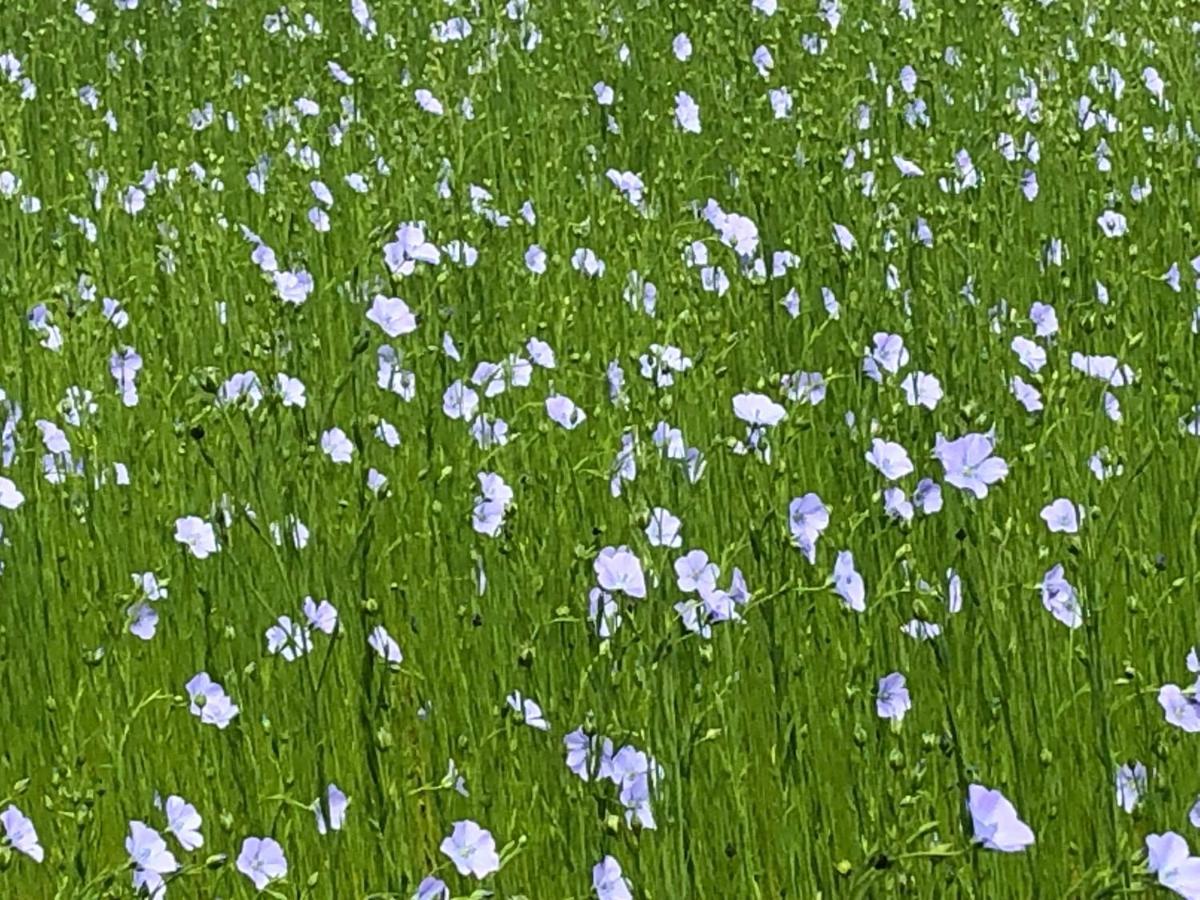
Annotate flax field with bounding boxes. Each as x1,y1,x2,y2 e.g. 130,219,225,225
2,0,1200,897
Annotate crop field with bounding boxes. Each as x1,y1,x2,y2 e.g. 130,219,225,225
3,0,1200,897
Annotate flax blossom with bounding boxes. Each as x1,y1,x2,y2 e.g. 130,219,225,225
788,493,829,563
968,785,1034,852
383,222,440,275
833,551,865,612
320,427,354,463
1041,564,1083,628
440,820,500,879
415,876,451,900
1041,498,1082,534
545,393,587,429
1070,352,1135,387
645,507,682,548
368,625,403,664
126,821,179,898
163,795,202,851
0,476,25,511
593,855,634,900
732,392,786,427
732,392,786,460
594,546,647,599
1160,683,1200,733
366,294,418,337
674,91,700,132
506,691,550,731
1146,832,1200,898
272,268,313,305
314,784,348,835
900,371,943,409
0,805,43,863
472,472,514,537
876,672,910,721
185,672,239,729
174,515,217,559
302,597,338,634
933,431,1008,498
865,438,914,480
569,730,614,782
1115,762,1147,814
863,332,907,380
236,837,287,890
265,615,312,661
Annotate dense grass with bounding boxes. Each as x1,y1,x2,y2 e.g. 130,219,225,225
2,0,1200,897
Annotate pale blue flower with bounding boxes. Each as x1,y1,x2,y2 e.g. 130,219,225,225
968,785,1034,852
